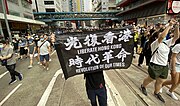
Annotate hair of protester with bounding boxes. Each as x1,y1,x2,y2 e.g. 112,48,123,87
0,39,9,44
175,37,180,45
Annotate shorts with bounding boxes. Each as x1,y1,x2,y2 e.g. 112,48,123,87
148,62,169,79
20,47,25,55
40,54,49,62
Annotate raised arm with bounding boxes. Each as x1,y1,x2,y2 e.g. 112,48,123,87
158,19,176,43
172,22,179,44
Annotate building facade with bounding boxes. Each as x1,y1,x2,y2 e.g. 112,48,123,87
72,0,84,12
61,0,70,12
93,0,117,12
116,0,180,25
0,0,45,38
32,0,64,28
32,0,62,12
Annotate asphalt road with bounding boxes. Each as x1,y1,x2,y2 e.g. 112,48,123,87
1,52,180,106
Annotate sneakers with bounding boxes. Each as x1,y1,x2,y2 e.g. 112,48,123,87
9,79,17,85
46,67,49,71
49,59,52,62
166,90,179,100
28,65,33,69
140,85,147,96
154,92,165,103
37,62,40,64
18,74,23,81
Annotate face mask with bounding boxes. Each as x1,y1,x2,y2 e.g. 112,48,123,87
0,44,3,48
29,41,33,44
40,38,44,41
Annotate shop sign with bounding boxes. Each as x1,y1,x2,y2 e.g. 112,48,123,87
167,0,180,14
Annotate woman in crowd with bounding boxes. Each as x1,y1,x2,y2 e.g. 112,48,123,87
162,23,179,100
140,19,179,103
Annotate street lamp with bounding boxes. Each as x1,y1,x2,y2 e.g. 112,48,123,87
1,0,12,42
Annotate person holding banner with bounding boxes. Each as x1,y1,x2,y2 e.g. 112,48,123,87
51,32,107,106
140,19,179,103
84,71,107,106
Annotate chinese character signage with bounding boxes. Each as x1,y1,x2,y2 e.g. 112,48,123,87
167,0,180,14
55,27,134,79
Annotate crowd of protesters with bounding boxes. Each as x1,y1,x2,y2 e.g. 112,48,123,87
134,19,180,103
0,18,179,105
0,31,54,85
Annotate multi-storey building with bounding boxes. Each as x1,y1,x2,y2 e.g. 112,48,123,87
32,0,62,12
93,0,117,12
32,0,64,28
72,0,84,12
0,0,45,38
61,0,70,12
116,0,180,25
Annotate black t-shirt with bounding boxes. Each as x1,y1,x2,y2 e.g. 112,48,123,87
84,71,105,90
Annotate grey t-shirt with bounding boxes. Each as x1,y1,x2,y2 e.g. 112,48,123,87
29,43,36,54
0,45,16,65
38,40,50,55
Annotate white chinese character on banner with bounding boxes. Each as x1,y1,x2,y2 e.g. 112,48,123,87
85,54,100,65
102,31,117,44
115,48,131,62
84,34,101,47
64,36,82,50
102,50,114,63
69,55,83,68
118,28,133,42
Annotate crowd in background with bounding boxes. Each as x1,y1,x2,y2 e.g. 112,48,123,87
133,19,180,103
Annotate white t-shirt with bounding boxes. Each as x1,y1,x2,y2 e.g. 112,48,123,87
172,44,180,64
150,38,173,66
38,40,50,55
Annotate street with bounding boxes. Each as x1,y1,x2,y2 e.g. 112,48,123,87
1,52,180,106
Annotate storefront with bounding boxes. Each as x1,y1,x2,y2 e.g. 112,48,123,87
117,0,179,26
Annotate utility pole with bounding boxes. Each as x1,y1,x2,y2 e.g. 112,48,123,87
35,0,39,12
1,0,12,42
0,21,5,39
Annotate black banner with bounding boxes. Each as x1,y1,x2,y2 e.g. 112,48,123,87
55,26,134,79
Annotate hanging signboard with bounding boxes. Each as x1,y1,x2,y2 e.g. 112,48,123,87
167,0,180,14
55,26,134,79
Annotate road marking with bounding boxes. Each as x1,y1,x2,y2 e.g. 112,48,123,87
0,71,9,79
37,69,62,106
50,50,56,56
104,72,126,106
106,85,116,106
0,83,22,106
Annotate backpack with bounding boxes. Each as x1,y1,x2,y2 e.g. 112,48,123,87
163,42,175,62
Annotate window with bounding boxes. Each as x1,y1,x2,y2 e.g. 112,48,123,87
33,9,36,12
24,14,33,19
44,1,54,5
9,10,20,16
46,8,55,12
8,0,19,5
22,0,31,9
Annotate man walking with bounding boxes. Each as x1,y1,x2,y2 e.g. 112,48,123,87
0,40,23,85
38,34,51,70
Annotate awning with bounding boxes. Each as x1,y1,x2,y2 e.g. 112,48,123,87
0,13,45,25
117,1,166,20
